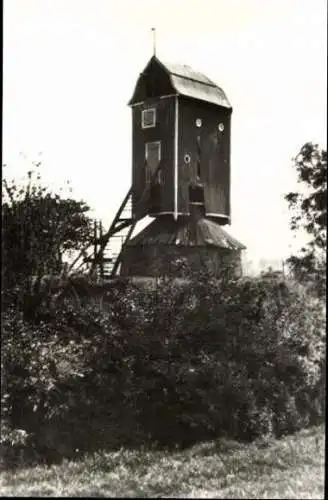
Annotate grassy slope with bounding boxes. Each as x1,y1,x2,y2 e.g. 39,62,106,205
0,425,325,498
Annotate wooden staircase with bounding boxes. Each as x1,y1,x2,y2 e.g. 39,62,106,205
87,161,162,280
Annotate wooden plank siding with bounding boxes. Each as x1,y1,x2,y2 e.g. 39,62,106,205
131,96,175,217
178,97,231,221
130,57,232,222
129,57,175,104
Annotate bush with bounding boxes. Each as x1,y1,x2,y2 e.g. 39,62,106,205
119,275,325,445
2,274,326,467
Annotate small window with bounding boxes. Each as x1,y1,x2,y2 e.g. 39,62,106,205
184,153,191,164
142,108,156,128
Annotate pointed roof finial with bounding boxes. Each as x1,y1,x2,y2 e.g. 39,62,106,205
151,27,156,57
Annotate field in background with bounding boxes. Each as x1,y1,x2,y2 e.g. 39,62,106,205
1,425,325,498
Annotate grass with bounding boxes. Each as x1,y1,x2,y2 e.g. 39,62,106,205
0,425,325,498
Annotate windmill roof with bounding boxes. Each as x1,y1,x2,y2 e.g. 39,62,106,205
160,60,218,86
126,216,245,251
129,56,232,109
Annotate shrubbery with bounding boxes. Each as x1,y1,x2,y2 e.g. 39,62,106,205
2,162,325,468
1,272,325,467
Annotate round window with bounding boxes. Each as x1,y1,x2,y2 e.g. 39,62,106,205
184,153,191,164
218,122,225,132
196,118,202,127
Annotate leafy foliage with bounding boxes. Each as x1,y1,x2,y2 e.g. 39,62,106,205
2,164,94,318
1,160,325,469
285,143,327,293
2,274,325,467
2,165,92,284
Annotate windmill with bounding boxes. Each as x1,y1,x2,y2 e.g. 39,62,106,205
74,33,245,280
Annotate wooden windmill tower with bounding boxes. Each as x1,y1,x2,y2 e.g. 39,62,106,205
88,37,245,279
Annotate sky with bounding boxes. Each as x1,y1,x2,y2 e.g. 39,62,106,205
3,0,327,272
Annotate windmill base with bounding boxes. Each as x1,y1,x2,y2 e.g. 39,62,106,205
119,214,245,279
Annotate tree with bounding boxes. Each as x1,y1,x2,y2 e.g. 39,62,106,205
285,142,327,294
2,163,94,316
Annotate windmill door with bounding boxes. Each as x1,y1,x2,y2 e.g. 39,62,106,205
145,141,161,183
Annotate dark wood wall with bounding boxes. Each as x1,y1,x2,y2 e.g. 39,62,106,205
178,97,231,220
130,58,232,222
129,57,175,103
131,96,232,220
131,96,175,217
